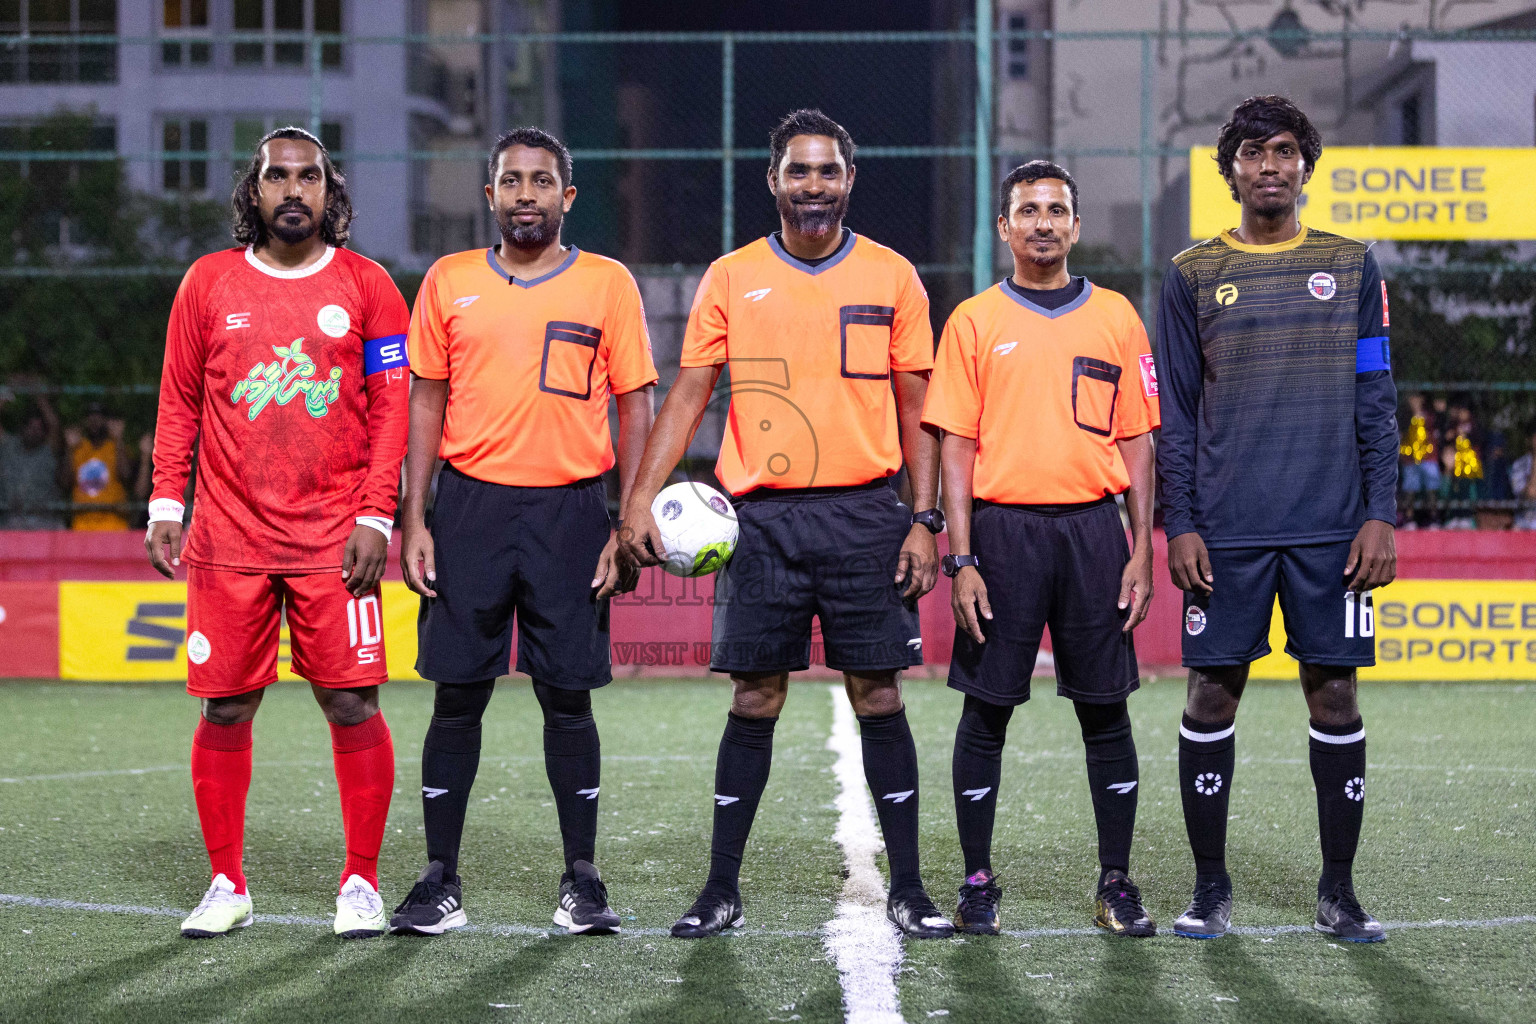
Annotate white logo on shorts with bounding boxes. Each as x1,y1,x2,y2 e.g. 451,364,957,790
186,630,211,665
316,304,351,338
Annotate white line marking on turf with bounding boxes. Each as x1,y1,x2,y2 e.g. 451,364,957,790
823,685,906,1024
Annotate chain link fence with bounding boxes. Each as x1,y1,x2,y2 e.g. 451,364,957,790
2,24,1535,525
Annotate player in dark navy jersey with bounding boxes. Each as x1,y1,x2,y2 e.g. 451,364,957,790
1155,96,1397,943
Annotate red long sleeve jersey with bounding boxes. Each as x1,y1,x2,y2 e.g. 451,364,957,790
152,246,410,571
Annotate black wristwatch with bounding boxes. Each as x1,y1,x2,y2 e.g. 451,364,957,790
941,553,980,577
911,508,945,534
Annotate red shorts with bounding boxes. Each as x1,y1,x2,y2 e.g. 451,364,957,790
186,566,389,698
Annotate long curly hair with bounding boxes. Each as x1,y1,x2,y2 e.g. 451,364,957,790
231,126,352,248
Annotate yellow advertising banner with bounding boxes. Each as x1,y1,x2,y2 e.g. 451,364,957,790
1249,579,1536,681
58,581,424,682
1189,146,1536,240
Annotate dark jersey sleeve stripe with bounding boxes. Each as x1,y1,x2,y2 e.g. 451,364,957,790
1153,264,1201,541
1355,249,1398,524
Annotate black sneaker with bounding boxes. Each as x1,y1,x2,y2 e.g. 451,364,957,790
388,861,467,935
1173,876,1232,940
887,885,956,939
671,886,744,939
554,860,621,935
1315,880,1386,943
1093,870,1156,937
954,869,1002,935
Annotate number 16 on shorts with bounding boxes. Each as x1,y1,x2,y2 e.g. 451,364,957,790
347,594,383,665
1344,591,1374,639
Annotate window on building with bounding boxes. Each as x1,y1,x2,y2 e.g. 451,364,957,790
0,0,116,83
233,116,343,170
232,0,342,70
0,117,117,250
162,118,208,192
161,0,209,67
1006,13,1028,81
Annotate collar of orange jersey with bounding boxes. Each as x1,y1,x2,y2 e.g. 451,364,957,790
1219,224,1309,253
998,277,1094,319
484,244,581,287
767,228,856,275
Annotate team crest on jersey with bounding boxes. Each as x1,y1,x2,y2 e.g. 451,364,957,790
1185,606,1207,636
1308,272,1337,300
229,338,343,421
316,304,351,338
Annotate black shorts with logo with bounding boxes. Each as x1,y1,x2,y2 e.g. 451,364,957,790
948,497,1139,706
1181,539,1375,668
416,464,612,689
709,480,922,675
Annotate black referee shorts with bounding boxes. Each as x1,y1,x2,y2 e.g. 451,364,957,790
416,464,612,689
948,497,1139,706
709,480,922,675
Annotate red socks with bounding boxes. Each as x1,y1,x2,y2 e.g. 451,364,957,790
191,718,254,894
329,713,395,890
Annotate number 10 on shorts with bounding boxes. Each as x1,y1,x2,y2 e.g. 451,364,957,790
1344,591,1374,638
347,594,383,665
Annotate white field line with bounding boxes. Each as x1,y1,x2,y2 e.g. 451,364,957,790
822,685,906,1024
1,893,1530,943
0,753,699,784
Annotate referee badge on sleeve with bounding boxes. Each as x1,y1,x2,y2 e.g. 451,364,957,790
1139,353,1158,397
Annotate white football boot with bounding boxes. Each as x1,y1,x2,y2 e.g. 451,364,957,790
181,873,254,938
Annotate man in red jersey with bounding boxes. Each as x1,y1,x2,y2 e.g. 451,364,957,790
145,127,409,940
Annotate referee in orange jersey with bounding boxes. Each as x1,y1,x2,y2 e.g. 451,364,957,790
923,161,1160,938
390,128,657,937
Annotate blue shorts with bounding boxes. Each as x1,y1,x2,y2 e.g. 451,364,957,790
1181,540,1376,668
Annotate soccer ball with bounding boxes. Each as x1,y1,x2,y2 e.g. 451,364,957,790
649,482,738,578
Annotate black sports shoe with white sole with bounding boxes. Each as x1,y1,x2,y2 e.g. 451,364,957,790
554,860,621,935
389,861,467,936
887,886,956,939
671,887,745,938
1314,880,1386,943
1173,876,1232,939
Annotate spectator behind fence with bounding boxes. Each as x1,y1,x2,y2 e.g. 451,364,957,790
1440,404,1482,531
0,388,66,530
1511,422,1536,531
64,402,134,531
1398,392,1439,528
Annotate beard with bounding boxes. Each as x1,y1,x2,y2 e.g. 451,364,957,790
499,204,563,250
776,189,850,237
1023,235,1066,268
267,202,318,245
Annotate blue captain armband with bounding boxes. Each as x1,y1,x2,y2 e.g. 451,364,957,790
364,333,409,376
1356,336,1390,374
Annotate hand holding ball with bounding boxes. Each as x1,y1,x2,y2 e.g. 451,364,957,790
649,482,739,577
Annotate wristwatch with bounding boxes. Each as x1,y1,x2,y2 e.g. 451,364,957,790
911,508,945,534
941,553,980,577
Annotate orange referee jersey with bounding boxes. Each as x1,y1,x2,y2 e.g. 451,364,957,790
680,231,934,495
923,280,1159,505
408,246,658,487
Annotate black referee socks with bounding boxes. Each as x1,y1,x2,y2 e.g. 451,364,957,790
1076,700,1139,887
705,712,778,893
421,680,496,880
534,682,602,875
858,707,924,892
1310,717,1367,895
952,694,1014,876
1179,712,1236,880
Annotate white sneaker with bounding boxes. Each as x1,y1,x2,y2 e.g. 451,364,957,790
335,874,386,939
181,873,254,938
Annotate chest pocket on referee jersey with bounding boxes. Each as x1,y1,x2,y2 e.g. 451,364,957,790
1070,356,1121,438
539,321,602,400
840,305,895,380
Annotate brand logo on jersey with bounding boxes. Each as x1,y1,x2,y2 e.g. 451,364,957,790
1308,272,1337,300
1185,606,1207,636
186,630,211,665
993,342,1019,356
453,295,481,308
316,304,351,338
225,312,252,331
1139,353,1159,397
229,339,343,421
744,288,772,302
1381,281,1390,327
1215,283,1239,306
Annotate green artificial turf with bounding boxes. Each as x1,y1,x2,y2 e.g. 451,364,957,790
0,676,1530,1023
